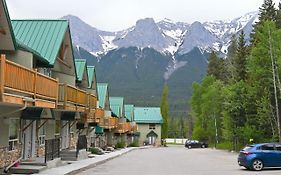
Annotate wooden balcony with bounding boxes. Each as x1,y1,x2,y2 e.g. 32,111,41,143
131,122,138,132
0,55,59,108
95,108,104,121
115,122,131,133
79,110,96,124
76,94,98,124
99,117,118,129
58,83,87,112
88,94,97,110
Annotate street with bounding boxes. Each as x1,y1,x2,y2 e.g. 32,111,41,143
77,145,281,175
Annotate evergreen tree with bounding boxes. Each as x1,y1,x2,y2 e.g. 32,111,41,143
259,0,276,22
160,84,169,139
251,0,276,46
207,51,226,81
234,30,248,81
276,2,281,29
225,35,238,81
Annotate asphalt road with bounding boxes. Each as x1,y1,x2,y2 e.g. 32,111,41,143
77,145,281,175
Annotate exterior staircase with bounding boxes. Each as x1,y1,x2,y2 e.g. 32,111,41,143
60,149,88,161
9,164,47,174
60,149,78,161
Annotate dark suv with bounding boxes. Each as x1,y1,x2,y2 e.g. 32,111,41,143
185,140,208,149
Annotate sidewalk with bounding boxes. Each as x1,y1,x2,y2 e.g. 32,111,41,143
37,147,141,175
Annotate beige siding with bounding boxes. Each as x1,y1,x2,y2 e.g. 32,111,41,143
6,50,33,69
137,123,161,146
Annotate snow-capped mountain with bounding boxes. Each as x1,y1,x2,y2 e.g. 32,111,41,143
63,11,259,57
204,11,259,53
113,18,174,53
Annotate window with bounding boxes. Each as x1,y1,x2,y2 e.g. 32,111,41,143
275,144,281,151
9,119,19,151
260,144,275,150
149,124,156,130
38,121,46,146
37,68,51,77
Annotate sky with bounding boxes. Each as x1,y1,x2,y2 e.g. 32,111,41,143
6,0,281,31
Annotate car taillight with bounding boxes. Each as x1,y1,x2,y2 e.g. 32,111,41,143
242,151,252,155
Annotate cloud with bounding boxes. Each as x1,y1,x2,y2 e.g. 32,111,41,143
6,0,266,31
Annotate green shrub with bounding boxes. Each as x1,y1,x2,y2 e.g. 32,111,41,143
115,141,126,149
89,147,103,155
128,141,139,147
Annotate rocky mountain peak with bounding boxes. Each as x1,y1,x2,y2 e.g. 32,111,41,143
65,11,258,57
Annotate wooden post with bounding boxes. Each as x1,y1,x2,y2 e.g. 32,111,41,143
34,69,37,101
0,54,6,102
55,78,59,108
75,88,78,109
63,84,67,109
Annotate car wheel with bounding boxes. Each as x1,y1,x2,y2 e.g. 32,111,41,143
188,145,192,149
252,159,263,171
201,145,205,148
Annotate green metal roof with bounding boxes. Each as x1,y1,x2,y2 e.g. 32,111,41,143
110,105,120,118
109,97,124,118
97,83,108,109
1,0,17,50
124,104,134,122
11,20,69,65
87,66,95,88
134,107,163,124
74,59,87,81
16,40,49,65
95,126,104,134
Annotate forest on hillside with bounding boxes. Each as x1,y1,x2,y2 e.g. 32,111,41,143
190,0,281,150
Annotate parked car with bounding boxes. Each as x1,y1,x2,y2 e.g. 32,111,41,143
185,140,208,149
238,143,281,171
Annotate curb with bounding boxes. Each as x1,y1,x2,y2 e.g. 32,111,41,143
64,147,138,175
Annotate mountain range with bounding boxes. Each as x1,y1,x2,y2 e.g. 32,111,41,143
64,11,259,116
63,11,258,57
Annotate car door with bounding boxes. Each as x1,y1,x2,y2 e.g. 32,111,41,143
274,144,281,166
194,140,200,148
260,144,279,167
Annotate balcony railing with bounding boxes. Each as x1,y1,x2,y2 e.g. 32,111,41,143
131,122,138,132
58,83,87,111
99,117,118,129
0,55,58,108
88,94,97,110
115,122,131,133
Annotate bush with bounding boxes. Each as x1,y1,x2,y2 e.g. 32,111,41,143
115,141,126,149
128,141,139,147
89,147,104,155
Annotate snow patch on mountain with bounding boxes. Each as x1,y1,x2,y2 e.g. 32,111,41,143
64,11,259,57
164,60,187,80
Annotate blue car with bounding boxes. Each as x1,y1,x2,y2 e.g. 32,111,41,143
238,143,281,171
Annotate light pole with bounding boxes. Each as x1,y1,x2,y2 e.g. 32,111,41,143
214,113,218,148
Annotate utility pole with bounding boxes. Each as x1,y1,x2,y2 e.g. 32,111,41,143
214,113,218,148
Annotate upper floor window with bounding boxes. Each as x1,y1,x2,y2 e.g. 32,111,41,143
149,124,156,130
37,68,52,77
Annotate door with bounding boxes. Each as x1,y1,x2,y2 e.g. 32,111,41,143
23,120,36,160
61,121,69,150
148,136,156,145
274,144,281,166
260,144,279,167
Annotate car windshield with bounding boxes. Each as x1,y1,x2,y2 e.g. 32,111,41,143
241,146,253,151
